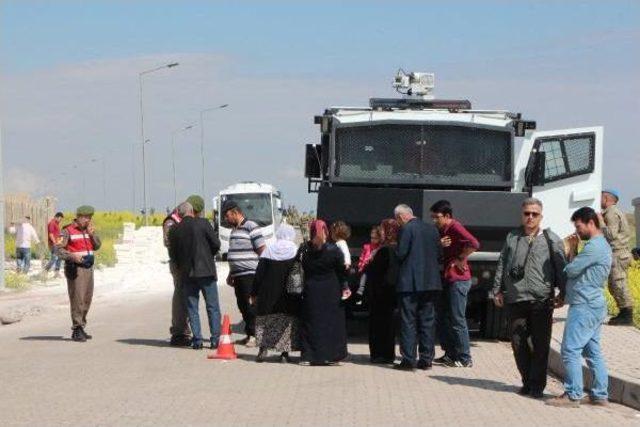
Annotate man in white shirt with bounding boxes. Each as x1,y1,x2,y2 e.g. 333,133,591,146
14,216,40,274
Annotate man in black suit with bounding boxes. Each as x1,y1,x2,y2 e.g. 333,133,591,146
393,204,442,371
169,199,222,350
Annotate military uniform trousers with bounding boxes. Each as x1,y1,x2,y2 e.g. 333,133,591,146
608,250,633,309
170,263,192,337
65,265,94,329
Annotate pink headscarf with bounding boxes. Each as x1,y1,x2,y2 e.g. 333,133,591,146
309,219,329,248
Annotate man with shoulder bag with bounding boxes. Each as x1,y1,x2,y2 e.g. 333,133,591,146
493,198,567,398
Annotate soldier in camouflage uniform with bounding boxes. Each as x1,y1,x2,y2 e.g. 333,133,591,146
599,190,634,325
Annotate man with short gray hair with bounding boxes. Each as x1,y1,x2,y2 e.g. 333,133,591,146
163,201,194,347
393,204,442,371
493,197,567,398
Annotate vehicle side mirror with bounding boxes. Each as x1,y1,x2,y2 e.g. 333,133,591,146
305,144,322,178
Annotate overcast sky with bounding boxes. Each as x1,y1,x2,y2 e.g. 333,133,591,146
1,1,639,212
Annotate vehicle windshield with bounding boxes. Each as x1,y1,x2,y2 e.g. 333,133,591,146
335,124,512,186
220,193,273,227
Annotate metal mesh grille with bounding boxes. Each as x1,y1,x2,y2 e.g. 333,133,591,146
539,134,594,182
335,124,511,186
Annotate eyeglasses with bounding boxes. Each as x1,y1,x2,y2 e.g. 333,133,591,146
523,211,541,218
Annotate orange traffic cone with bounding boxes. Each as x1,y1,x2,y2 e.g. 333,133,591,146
207,314,237,360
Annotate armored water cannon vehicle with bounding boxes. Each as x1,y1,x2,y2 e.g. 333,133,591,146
304,70,603,338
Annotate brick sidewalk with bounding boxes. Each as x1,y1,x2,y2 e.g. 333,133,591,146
2,283,640,427
549,306,640,410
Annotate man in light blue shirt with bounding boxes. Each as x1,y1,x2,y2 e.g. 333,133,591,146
547,207,612,408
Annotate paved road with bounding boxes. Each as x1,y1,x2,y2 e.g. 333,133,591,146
2,276,639,427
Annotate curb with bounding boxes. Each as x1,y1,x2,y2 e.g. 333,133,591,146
548,336,640,410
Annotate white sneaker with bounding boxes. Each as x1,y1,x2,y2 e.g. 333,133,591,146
245,336,257,348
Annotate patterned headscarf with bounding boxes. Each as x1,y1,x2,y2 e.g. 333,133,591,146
380,218,400,245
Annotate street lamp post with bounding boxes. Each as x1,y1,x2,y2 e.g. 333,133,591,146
199,104,229,197
0,121,5,290
139,62,179,225
171,124,195,207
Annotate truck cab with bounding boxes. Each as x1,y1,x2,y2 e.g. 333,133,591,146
304,71,603,338
214,182,284,259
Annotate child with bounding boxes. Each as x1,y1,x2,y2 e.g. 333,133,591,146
330,221,353,301
330,221,352,271
356,226,382,298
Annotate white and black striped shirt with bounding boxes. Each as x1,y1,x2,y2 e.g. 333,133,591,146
227,219,265,277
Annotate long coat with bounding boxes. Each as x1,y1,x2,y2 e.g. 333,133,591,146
395,218,442,293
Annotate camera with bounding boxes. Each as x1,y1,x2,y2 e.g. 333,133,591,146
80,254,95,269
509,265,525,281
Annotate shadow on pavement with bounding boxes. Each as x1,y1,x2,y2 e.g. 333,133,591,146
116,338,170,347
20,335,70,342
430,375,519,393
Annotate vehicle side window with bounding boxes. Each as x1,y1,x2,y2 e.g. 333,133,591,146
537,133,595,183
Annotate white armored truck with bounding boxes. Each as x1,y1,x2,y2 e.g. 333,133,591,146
304,70,603,338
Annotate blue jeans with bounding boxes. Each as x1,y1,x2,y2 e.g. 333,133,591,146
437,280,472,363
16,248,31,273
561,303,608,400
397,291,437,364
183,277,221,345
45,248,62,272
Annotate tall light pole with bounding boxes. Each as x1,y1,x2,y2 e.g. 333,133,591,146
139,61,179,225
0,122,5,290
199,104,229,197
171,124,195,207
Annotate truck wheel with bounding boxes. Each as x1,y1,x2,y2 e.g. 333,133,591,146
481,300,510,341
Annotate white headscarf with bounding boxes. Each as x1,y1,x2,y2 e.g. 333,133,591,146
261,224,298,261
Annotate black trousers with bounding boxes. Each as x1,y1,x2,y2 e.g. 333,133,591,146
368,286,396,361
508,300,553,393
234,275,256,337
397,291,437,364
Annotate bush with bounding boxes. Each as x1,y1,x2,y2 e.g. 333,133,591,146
4,271,30,290
606,259,640,328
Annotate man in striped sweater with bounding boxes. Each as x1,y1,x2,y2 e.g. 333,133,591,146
222,200,266,347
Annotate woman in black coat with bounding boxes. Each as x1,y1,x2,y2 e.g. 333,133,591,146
299,219,351,365
365,219,400,364
253,224,301,363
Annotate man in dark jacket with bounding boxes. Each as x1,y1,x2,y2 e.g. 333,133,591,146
169,200,222,350
393,204,442,371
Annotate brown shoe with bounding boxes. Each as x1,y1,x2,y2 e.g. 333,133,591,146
580,396,609,407
545,393,580,408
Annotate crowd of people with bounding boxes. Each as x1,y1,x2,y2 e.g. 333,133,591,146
42,188,635,409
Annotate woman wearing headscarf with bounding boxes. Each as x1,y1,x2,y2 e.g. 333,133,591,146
364,219,400,364
299,219,351,365
252,224,301,363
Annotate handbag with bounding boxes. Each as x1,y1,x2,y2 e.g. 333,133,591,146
286,247,306,296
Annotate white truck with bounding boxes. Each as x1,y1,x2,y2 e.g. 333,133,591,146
213,182,284,259
304,70,603,338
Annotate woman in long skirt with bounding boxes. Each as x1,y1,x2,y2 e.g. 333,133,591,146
299,219,351,365
365,219,400,364
253,224,301,363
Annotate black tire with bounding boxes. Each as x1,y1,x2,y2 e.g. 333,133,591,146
481,300,510,341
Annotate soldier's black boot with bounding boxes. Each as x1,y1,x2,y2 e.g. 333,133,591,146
71,327,87,342
609,308,633,326
79,327,93,340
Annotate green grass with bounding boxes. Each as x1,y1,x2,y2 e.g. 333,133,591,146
3,271,30,290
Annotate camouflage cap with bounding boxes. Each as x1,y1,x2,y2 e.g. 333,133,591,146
76,205,95,216
186,195,205,213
